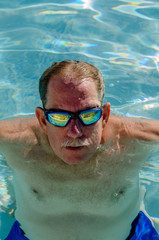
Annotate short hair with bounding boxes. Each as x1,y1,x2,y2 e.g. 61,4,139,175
39,60,105,106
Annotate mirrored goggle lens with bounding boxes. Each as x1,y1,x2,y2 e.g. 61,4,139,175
47,112,70,127
79,109,102,125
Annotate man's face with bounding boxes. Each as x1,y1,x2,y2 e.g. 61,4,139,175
38,74,107,165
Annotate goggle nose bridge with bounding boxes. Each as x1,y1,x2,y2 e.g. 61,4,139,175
69,112,80,120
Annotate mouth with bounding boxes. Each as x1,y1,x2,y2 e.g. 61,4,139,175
65,146,85,151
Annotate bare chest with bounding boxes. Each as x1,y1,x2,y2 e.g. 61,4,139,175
14,149,142,218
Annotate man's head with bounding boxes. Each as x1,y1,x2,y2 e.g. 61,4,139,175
39,60,105,107
36,60,110,165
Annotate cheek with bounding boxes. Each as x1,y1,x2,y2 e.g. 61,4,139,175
46,126,63,150
87,122,103,146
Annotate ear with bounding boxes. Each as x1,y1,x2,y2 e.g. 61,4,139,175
102,102,110,125
35,107,47,134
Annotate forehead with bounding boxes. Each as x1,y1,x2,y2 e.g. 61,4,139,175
46,74,100,110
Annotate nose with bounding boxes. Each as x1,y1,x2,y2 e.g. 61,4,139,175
67,119,83,138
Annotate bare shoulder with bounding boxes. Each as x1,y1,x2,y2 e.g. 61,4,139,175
102,114,159,143
0,115,38,138
0,116,53,170
0,116,44,153
101,115,159,166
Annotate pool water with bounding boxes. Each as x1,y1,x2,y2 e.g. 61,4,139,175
0,0,159,239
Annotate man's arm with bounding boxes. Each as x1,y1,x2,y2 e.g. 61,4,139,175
123,117,159,141
103,114,159,143
0,116,39,154
0,116,51,171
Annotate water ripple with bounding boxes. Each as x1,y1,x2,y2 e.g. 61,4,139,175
112,1,156,20
113,96,159,119
0,156,14,210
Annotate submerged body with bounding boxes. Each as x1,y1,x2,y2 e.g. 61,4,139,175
1,116,155,240
1,61,159,240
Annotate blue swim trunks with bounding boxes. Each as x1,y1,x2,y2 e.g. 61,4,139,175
5,211,159,240
126,211,159,240
4,221,29,240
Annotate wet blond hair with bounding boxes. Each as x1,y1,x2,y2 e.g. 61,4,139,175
39,60,105,106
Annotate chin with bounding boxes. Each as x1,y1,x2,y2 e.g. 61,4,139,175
62,156,88,165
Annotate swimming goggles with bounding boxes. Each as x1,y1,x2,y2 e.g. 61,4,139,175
43,106,103,127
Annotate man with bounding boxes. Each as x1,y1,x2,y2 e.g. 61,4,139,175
1,60,159,240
